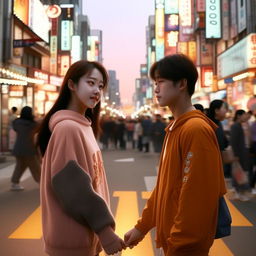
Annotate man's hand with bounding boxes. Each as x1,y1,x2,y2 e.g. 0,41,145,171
124,228,145,249
98,226,126,255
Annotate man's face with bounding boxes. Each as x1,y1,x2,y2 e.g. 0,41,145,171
154,77,180,107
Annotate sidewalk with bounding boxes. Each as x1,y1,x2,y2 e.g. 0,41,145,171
0,153,15,169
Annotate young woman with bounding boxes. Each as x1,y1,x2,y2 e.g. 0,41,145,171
37,60,125,256
207,100,230,159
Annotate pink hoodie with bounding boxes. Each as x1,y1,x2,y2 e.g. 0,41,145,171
40,110,112,256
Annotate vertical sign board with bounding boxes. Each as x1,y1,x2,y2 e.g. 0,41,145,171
237,0,247,33
230,0,238,39
222,0,229,41
155,0,165,61
61,20,73,51
205,0,221,38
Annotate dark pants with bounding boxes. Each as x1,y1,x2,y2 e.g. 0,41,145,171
11,155,41,184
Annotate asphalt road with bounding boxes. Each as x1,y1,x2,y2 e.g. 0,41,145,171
0,149,255,256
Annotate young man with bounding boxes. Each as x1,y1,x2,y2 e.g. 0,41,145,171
124,54,227,255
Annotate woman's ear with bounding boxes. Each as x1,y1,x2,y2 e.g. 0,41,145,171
68,79,75,91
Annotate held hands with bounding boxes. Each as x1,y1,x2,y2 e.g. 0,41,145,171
124,228,145,249
97,226,126,255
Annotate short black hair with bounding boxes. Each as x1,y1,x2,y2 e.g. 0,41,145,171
193,104,204,113
150,54,198,96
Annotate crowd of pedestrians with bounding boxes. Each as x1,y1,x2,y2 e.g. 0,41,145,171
99,114,167,153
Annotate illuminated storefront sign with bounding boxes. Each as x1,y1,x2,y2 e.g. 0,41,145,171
61,20,73,51
50,75,63,86
60,55,70,76
34,70,49,84
201,67,213,88
50,36,58,73
206,0,221,38
164,0,178,14
165,31,178,55
165,14,179,31
217,33,256,79
155,1,165,61
71,35,81,64
200,31,213,65
197,0,206,12
177,42,188,55
188,41,196,64
179,0,192,27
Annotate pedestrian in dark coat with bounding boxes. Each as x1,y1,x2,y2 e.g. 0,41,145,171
230,109,251,200
10,106,41,191
151,114,166,153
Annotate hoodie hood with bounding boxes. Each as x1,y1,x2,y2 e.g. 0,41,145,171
49,110,91,132
166,110,218,132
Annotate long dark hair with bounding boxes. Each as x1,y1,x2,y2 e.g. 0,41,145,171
36,60,108,156
208,99,226,123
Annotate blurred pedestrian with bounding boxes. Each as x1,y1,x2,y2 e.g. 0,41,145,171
37,60,125,256
207,100,231,160
250,112,256,193
193,103,204,113
125,54,228,255
116,118,126,150
10,106,40,191
230,110,251,201
141,115,152,152
133,117,143,151
8,106,18,151
151,114,166,153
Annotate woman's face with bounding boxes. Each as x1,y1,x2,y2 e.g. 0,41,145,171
69,68,104,112
215,104,228,121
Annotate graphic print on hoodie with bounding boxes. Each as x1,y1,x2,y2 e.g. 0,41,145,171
40,110,114,256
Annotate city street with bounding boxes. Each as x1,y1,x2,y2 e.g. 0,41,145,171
0,149,256,256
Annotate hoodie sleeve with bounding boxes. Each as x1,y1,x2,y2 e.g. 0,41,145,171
135,188,157,234
167,120,225,255
49,121,115,233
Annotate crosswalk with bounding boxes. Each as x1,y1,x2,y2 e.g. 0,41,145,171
1,160,254,255
7,190,253,256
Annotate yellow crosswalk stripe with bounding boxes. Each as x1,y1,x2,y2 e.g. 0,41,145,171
8,191,253,256
210,239,234,256
113,191,154,256
8,207,42,239
225,197,253,226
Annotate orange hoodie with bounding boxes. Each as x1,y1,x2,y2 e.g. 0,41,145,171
135,110,226,256
40,110,112,256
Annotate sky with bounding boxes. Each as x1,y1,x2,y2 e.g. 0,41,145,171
83,0,154,106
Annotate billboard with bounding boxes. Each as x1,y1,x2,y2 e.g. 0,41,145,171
13,0,29,25
29,0,50,42
205,0,221,38
201,67,213,88
165,14,179,31
164,0,178,14
217,33,256,79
